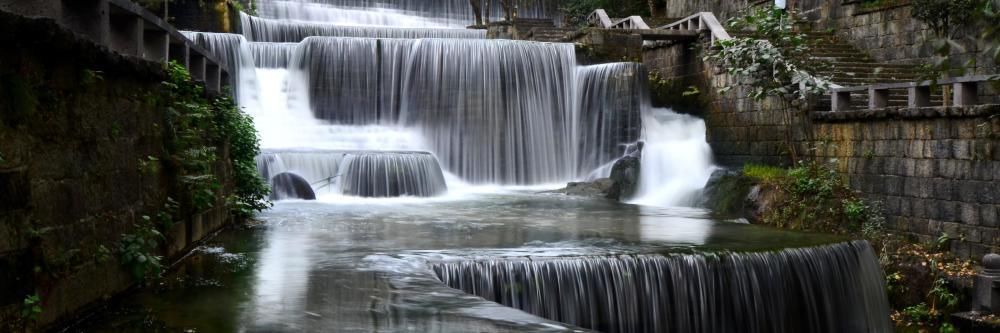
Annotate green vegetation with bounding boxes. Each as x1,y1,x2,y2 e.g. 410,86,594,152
746,162,881,234
163,62,269,217
119,219,165,281
743,161,973,331
742,164,785,183
20,294,42,322
708,8,831,162
913,0,998,78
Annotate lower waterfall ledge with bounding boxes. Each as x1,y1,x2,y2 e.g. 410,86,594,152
429,240,892,333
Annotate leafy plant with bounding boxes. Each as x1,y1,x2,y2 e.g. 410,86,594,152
707,7,831,162
119,220,164,281
162,62,269,217
138,155,160,175
20,294,42,322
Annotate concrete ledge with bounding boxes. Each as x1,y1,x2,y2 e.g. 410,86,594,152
0,0,230,93
812,104,1000,122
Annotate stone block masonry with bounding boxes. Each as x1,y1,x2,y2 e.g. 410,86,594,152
0,10,236,329
643,39,1000,260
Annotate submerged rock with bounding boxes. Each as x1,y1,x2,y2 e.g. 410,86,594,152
270,172,316,200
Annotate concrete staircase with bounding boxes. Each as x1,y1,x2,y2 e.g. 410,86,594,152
515,18,575,42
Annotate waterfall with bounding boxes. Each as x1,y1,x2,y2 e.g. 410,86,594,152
240,13,486,43
398,39,578,184
576,63,644,177
183,32,260,107
432,240,892,333
257,150,447,197
255,0,561,28
628,109,716,206
339,152,448,197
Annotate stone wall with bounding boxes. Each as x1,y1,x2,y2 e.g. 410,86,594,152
0,11,235,329
659,0,998,76
642,39,1000,259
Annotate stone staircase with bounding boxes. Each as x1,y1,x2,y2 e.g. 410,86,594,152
732,29,938,110
803,31,940,110
515,18,575,42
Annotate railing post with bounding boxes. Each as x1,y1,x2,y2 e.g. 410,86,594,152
189,53,206,82
108,6,143,57
168,38,189,68
869,87,889,109
832,90,851,111
205,63,221,93
908,86,931,108
142,26,169,63
953,81,978,106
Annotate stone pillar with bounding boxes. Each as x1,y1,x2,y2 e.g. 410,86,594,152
108,6,143,57
142,27,169,63
168,39,189,68
188,53,206,81
973,253,1000,313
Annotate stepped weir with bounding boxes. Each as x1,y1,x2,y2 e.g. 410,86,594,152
172,1,893,332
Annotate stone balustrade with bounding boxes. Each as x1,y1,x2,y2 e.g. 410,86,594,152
0,0,229,92
831,75,996,112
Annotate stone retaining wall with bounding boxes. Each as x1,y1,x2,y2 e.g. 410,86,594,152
0,11,235,329
643,40,1000,259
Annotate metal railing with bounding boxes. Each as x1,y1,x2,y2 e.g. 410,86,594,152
0,0,230,93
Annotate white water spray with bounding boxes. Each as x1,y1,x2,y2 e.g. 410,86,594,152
628,109,716,206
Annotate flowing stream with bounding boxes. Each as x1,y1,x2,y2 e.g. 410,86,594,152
77,1,892,332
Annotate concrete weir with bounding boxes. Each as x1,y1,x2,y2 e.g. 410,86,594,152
0,0,230,92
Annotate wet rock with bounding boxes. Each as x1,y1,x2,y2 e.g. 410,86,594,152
606,156,641,201
697,168,751,215
545,178,615,197
270,172,316,200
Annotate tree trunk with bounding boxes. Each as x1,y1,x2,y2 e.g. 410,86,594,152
470,0,483,26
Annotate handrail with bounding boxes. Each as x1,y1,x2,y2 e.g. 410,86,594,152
586,9,613,28
658,12,731,44
586,9,650,30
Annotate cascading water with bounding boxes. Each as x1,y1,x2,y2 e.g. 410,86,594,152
576,63,644,177
256,0,561,28
240,13,487,43
432,240,892,333
160,3,897,333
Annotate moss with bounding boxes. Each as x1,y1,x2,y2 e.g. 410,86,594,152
742,164,786,183
705,173,753,216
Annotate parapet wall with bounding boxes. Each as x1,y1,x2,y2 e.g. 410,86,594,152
0,10,235,329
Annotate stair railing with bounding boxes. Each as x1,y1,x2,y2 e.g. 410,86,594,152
587,9,651,30
658,12,731,45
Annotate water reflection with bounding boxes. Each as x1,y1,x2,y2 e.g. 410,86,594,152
76,193,845,332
